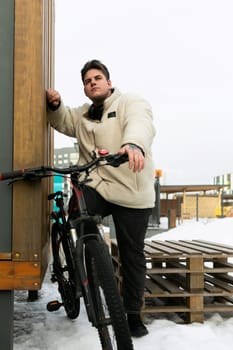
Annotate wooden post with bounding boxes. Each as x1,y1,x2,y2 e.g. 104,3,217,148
0,0,54,347
12,0,54,271
186,256,204,323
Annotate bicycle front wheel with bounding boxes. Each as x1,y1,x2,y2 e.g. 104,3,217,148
85,238,134,350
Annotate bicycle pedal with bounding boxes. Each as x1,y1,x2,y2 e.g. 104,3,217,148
47,300,63,312
51,274,57,283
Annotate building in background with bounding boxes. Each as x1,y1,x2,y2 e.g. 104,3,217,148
53,143,79,168
213,173,233,217
53,144,79,208
214,173,233,194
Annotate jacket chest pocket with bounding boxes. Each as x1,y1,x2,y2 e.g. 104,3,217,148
93,118,121,152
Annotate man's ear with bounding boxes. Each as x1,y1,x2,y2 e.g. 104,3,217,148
84,87,88,97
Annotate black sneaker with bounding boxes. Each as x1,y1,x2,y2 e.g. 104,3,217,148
127,313,149,338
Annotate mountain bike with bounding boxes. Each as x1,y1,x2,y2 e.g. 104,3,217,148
0,150,134,350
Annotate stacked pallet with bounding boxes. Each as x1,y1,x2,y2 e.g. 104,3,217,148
111,239,233,323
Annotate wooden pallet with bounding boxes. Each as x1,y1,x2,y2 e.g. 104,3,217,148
111,239,233,323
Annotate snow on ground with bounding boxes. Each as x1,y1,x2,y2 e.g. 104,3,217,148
14,218,233,349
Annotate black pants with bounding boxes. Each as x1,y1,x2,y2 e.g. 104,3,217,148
69,185,152,313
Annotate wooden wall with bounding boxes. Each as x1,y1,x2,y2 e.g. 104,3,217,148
0,0,54,290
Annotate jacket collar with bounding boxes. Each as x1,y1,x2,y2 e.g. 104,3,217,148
103,87,121,110
83,87,121,119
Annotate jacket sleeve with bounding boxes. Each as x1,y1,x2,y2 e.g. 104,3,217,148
120,94,156,155
47,101,85,138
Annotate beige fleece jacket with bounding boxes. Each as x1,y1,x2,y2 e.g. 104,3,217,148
47,88,156,208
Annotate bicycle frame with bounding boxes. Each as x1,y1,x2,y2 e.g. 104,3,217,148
51,182,106,326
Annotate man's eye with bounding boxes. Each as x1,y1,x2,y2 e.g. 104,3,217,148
95,75,103,81
84,79,91,85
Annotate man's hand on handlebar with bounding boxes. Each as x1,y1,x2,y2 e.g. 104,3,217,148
119,144,144,173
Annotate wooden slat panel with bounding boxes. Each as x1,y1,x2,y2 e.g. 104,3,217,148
13,0,54,269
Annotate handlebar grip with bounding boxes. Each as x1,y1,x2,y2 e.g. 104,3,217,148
107,153,129,167
0,169,25,181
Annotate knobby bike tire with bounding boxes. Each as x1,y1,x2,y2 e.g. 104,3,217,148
51,223,80,319
85,238,134,350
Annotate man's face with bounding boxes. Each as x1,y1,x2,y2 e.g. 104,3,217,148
83,68,112,105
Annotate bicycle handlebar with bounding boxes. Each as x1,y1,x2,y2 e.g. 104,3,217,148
0,152,128,182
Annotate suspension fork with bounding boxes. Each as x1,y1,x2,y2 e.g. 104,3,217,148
69,224,97,324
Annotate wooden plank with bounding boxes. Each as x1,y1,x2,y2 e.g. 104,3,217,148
204,281,224,293
204,267,233,273
212,259,233,269
148,267,188,274
165,260,188,272
179,240,231,256
0,253,11,260
0,261,41,290
145,278,166,294
205,275,233,293
156,240,202,255
149,274,184,294
145,241,182,256
187,256,204,291
204,258,233,272
215,273,233,284
166,273,186,289
142,305,190,313
187,295,204,323
168,240,217,255
144,244,162,256
212,296,233,304
193,240,233,253
205,304,233,312
147,257,188,273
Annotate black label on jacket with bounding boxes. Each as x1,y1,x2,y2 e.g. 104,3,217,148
107,111,116,118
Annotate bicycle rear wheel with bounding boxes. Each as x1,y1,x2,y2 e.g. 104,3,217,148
85,238,134,350
51,223,80,319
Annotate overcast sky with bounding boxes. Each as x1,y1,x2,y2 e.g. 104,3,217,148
53,0,233,185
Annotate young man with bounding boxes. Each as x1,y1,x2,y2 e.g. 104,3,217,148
46,59,156,337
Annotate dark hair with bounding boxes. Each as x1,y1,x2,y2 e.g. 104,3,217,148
81,59,110,82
